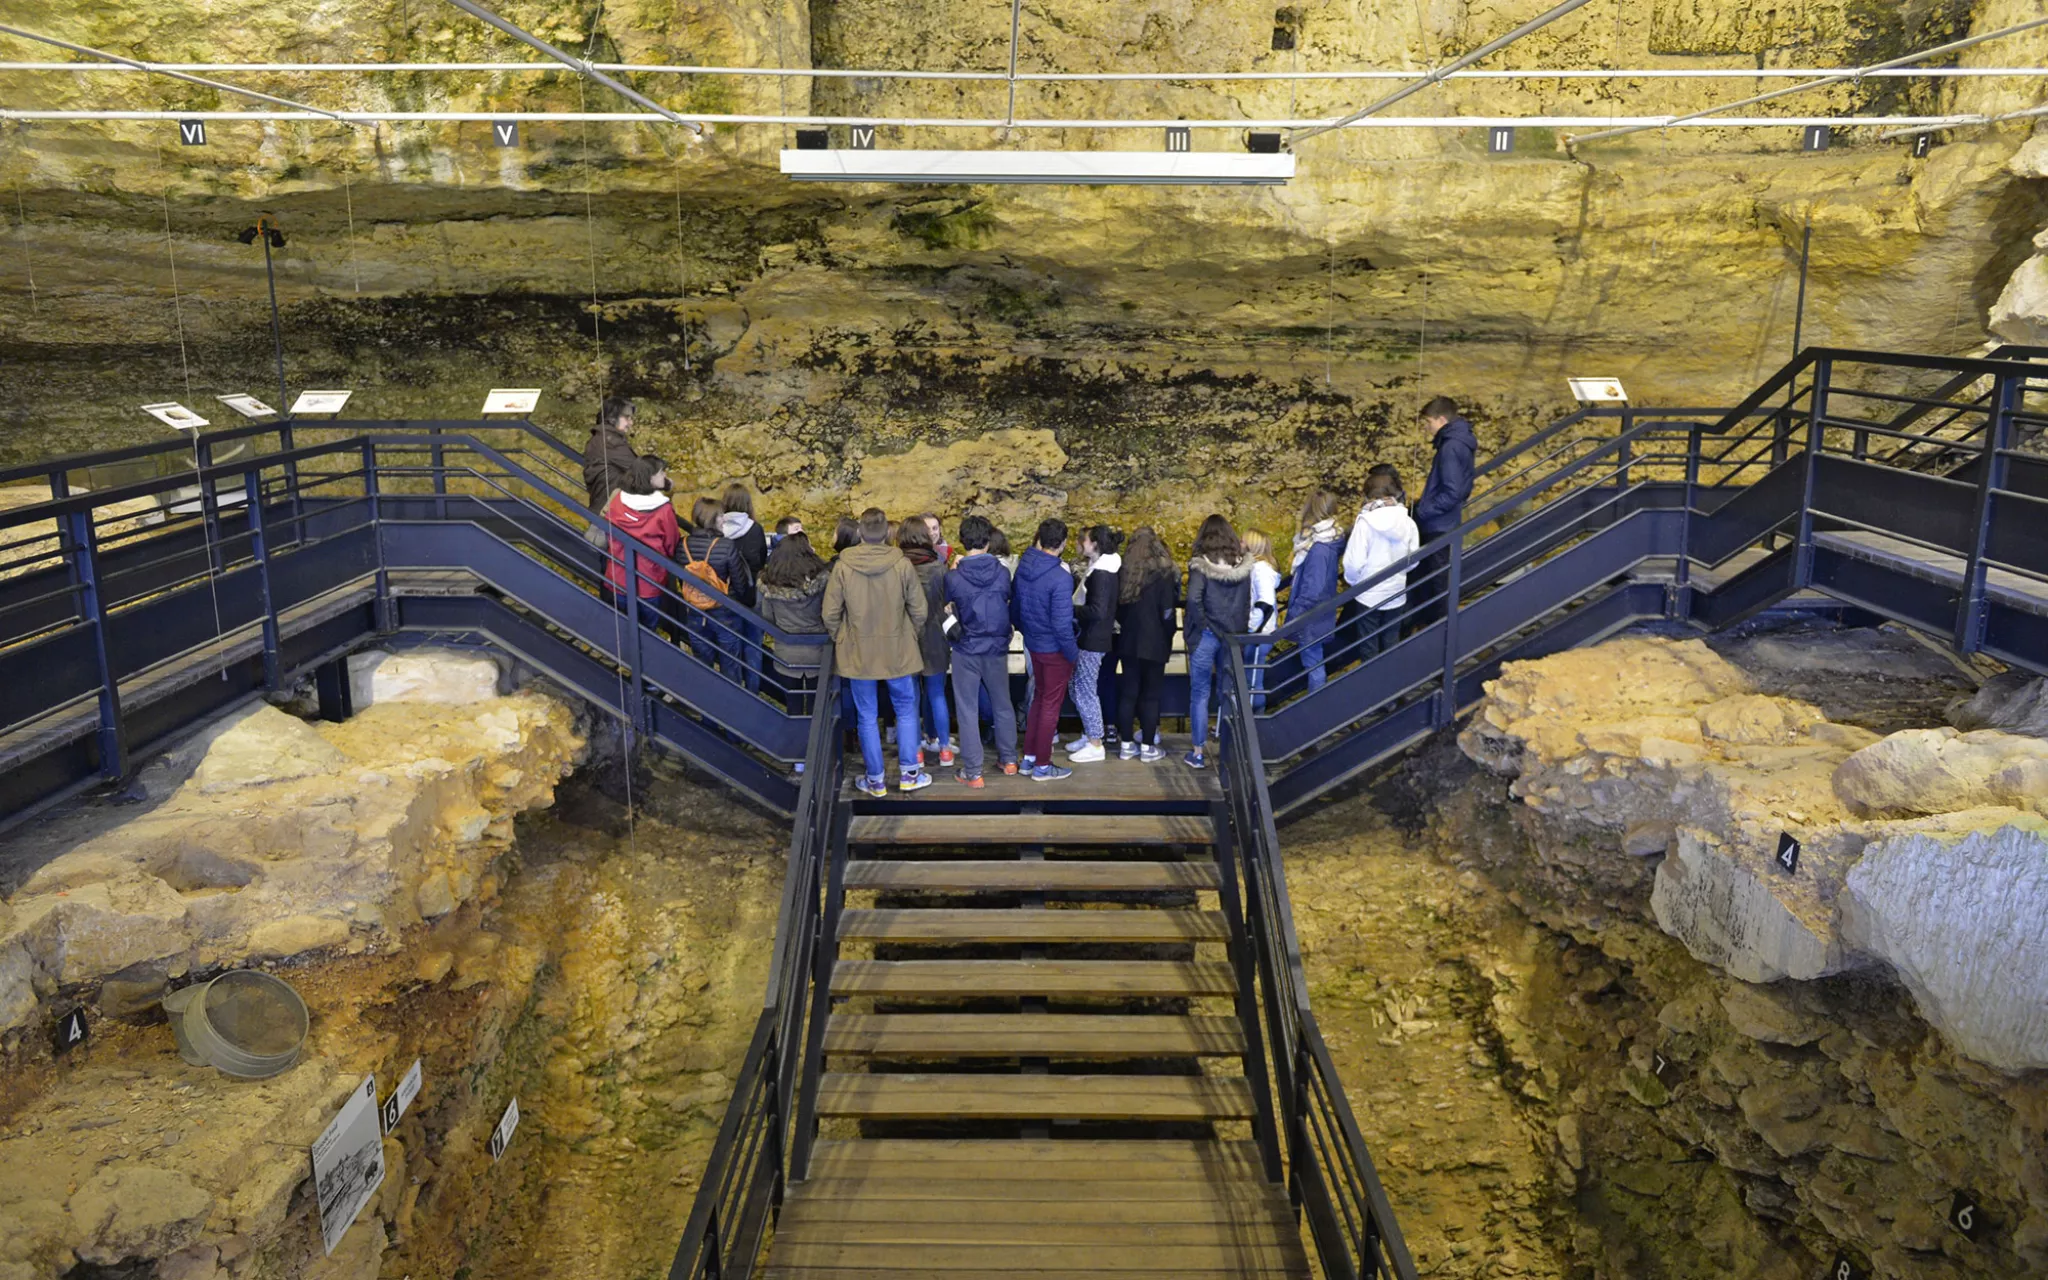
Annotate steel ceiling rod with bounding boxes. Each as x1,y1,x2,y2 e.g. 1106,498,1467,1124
1570,14,2048,143
1005,0,1025,128
1289,0,1597,145
440,0,704,135
0,23,354,122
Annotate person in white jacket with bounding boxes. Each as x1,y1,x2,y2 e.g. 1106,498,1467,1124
1340,469,1421,660
1241,529,1282,710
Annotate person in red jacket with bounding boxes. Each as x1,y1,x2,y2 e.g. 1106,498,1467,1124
605,455,679,636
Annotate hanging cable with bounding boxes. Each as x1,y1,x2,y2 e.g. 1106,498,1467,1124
12,180,35,312
160,173,229,681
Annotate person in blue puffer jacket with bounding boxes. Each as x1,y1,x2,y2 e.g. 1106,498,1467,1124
1286,489,1346,697
1010,518,1079,780
943,514,1018,785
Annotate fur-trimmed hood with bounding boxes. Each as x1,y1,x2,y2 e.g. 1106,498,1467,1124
757,570,828,602
1190,554,1253,582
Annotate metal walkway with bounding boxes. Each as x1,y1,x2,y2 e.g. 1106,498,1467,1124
1,346,2045,1278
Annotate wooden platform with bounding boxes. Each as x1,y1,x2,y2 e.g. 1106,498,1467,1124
1815,529,2048,612
773,795,1305,1279
769,1141,1306,1279
846,744,1220,803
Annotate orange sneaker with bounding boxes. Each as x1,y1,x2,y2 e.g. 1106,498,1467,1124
955,769,984,788
939,748,955,767
1001,762,1019,776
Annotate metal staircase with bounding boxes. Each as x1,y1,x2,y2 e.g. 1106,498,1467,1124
0,345,2043,1277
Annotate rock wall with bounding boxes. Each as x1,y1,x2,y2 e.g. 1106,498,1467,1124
1417,630,2048,1277
3,3,2047,542
0,654,782,1280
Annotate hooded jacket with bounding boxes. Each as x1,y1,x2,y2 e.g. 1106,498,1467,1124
583,425,641,511
682,526,754,610
719,511,769,604
757,569,829,671
1184,554,1254,648
1342,501,1421,610
1413,416,1478,535
605,491,680,600
1076,552,1122,653
1115,568,1178,665
822,542,928,680
905,547,950,676
1287,519,1345,643
1011,547,1079,662
944,552,1013,658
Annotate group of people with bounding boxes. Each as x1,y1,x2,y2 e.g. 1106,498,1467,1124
581,393,1479,796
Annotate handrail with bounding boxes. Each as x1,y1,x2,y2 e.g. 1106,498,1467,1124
668,654,842,1280
1216,641,1418,1280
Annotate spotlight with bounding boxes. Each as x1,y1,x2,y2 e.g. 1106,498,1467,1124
795,128,829,151
237,224,286,248
1245,131,1283,155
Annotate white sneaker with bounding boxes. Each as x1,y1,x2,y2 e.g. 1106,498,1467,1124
1068,742,1106,763
1065,735,1090,754
1118,742,1139,760
1140,744,1166,763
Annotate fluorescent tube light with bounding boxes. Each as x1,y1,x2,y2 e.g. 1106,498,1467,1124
779,148,1294,185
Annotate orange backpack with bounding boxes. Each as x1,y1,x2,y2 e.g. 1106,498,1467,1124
679,536,728,610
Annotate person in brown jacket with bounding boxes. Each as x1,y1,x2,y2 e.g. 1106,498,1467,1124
823,508,930,795
582,397,644,511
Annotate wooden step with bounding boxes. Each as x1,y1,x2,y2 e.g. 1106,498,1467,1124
849,813,1213,846
846,859,1220,892
815,1073,1257,1122
839,908,1227,945
770,1216,1302,1245
760,1241,1305,1273
831,959,1237,998
802,1138,1269,1179
789,1176,1288,1204
825,1013,1246,1058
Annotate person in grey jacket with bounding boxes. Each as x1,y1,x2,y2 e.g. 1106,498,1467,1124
943,514,1019,785
1182,514,1253,769
756,532,829,715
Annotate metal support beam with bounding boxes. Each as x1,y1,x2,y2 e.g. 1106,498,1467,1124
314,656,355,722
441,0,704,135
1290,0,1597,145
0,24,353,122
1004,0,1024,129
1571,15,2048,144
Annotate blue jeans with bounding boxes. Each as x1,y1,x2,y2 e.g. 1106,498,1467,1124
1188,631,1222,750
1300,636,1328,694
686,609,740,678
922,673,951,751
736,617,764,694
852,676,920,783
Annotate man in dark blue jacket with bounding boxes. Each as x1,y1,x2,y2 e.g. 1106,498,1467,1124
943,515,1018,785
1410,396,1478,630
1011,518,1078,780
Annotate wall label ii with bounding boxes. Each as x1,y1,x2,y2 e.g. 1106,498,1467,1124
1488,126,1514,154
1774,832,1801,875
487,1097,521,1162
312,1075,387,1256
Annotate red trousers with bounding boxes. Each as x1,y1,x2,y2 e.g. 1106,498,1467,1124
1024,651,1075,763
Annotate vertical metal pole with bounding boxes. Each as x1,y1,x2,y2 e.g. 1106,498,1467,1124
1437,536,1462,725
1955,373,2016,655
363,440,393,632
262,229,288,414
1617,408,1634,495
1672,425,1700,618
1004,0,1023,127
1791,209,1812,358
245,469,281,692
1794,357,1831,589
67,510,126,781
429,422,448,521
314,657,354,722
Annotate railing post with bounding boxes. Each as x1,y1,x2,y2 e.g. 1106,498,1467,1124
245,469,281,692
622,544,647,732
703,1205,723,1280
1672,425,1700,618
66,510,126,782
429,422,449,521
1793,356,1831,589
195,436,224,576
363,440,394,632
1617,408,1634,493
1437,535,1462,726
1208,791,1284,1185
1955,372,2017,655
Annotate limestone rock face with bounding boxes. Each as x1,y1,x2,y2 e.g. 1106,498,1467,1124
348,650,504,708
1950,671,2048,738
1991,243,2048,346
67,1165,215,1265
1832,727,2048,817
1842,815,2048,1071
1462,633,2048,1066
0,651,585,1032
